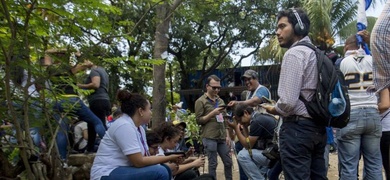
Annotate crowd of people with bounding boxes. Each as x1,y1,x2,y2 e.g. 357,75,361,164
1,3,390,180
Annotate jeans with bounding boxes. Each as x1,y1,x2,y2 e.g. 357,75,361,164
279,119,327,180
235,141,248,180
202,138,232,180
87,99,110,152
337,107,382,180
101,164,171,180
237,148,269,180
53,97,106,159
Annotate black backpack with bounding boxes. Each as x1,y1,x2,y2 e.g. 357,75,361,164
296,42,350,128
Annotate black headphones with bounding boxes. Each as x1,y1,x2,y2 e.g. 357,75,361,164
291,8,307,36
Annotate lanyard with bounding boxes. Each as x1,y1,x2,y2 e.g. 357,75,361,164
208,98,219,108
138,127,150,156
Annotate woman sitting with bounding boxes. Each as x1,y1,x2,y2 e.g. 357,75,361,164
154,122,206,180
91,90,182,180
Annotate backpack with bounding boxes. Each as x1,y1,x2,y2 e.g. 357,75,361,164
295,42,350,128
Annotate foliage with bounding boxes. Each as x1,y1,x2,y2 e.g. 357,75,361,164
169,0,279,89
181,111,201,146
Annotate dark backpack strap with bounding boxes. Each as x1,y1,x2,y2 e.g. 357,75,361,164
294,42,322,104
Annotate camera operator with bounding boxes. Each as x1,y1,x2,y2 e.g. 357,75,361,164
227,104,277,180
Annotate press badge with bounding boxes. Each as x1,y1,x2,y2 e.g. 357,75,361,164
216,113,224,123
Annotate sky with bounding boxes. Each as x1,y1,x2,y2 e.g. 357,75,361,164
238,1,385,66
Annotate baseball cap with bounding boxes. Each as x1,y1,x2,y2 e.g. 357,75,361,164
172,120,187,129
241,69,258,80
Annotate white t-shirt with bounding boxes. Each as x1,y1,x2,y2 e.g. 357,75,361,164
90,114,148,180
73,121,87,150
339,52,377,109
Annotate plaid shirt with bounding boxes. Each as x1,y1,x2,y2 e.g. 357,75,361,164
371,1,390,93
275,36,317,118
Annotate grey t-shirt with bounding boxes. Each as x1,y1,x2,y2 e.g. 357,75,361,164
85,66,109,103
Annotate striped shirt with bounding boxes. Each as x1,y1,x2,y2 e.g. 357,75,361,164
275,36,317,118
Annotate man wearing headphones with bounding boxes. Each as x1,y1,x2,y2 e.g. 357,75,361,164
262,8,328,179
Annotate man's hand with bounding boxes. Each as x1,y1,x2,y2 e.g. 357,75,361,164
357,30,370,44
226,116,238,129
227,101,238,107
210,107,224,116
225,136,231,147
261,104,278,115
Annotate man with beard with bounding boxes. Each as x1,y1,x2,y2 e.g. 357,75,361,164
262,8,327,179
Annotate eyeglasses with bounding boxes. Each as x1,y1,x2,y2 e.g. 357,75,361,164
208,84,221,91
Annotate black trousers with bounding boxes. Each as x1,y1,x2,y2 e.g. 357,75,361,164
381,131,390,179
280,118,327,180
87,99,110,152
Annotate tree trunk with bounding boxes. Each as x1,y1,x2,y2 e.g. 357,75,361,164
152,0,183,128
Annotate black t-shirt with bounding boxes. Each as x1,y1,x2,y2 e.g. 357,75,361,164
249,113,277,140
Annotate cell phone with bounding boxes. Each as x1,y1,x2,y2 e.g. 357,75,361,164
164,151,186,156
218,105,228,109
261,96,273,103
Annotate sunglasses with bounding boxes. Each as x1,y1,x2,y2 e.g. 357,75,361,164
208,84,221,91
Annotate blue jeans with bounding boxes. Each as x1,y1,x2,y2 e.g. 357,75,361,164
101,164,171,180
237,148,269,180
202,138,232,180
53,97,106,159
235,141,248,180
280,119,327,180
337,107,382,180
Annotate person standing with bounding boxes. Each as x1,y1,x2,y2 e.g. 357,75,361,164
45,50,106,162
262,8,327,179
194,75,232,180
379,88,390,179
371,0,390,94
78,62,110,153
337,34,382,179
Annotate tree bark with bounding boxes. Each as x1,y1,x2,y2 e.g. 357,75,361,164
152,0,183,128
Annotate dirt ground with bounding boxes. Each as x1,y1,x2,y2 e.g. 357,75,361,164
204,152,372,180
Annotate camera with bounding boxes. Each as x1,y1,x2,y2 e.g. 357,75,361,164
262,143,280,160
262,143,280,168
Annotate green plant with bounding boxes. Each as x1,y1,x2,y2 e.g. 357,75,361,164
181,110,201,146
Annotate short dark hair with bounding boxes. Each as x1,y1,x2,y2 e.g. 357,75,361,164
234,104,254,118
277,8,310,37
206,75,220,85
153,122,181,142
345,35,359,50
146,130,162,147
